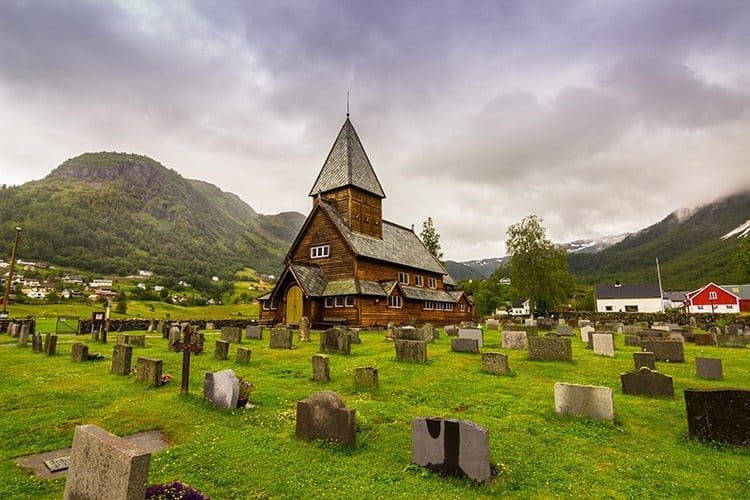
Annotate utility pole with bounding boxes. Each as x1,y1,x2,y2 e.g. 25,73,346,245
1,226,22,318
656,257,664,312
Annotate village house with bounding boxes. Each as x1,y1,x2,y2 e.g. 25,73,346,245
509,299,530,316
259,117,472,327
685,283,750,313
595,283,663,313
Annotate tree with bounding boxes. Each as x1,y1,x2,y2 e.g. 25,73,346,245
115,290,128,314
735,236,750,283
420,217,443,260
505,215,575,316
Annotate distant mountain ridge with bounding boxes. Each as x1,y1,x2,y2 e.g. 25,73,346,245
0,152,305,277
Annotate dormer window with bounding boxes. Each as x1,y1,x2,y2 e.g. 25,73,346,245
428,277,437,289
414,275,424,287
398,272,409,285
311,245,330,259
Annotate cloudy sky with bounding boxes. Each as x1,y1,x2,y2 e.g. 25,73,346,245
2,1,749,261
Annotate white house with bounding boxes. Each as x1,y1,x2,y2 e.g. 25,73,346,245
90,278,113,288
509,299,530,316
595,284,663,313
138,270,153,277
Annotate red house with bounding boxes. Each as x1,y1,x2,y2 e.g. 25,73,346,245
686,282,742,314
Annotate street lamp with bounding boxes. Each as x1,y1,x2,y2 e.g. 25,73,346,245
1,226,22,318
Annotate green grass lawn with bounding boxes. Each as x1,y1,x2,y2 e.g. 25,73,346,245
1,329,749,498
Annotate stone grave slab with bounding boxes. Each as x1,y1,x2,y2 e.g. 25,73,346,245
444,325,458,336
395,339,427,363
555,325,574,336
411,417,491,484
716,335,747,348
694,334,716,346
236,347,251,365
117,334,145,347
270,327,294,349
214,340,229,360
554,382,614,422
587,331,614,350
111,344,133,376
296,390,356,446
501,330,528,350
320,328,351,355
246,325,263,340
486,319,499,330
451,338,480,353
528,336,572,362
640,340,684,362
634,351,656,370
221,326,242,343
353,366,379,390
203,369,240,409
592,333,615,357
685,389,750,445
312,354,330,382
135,357,162,386
482,352,510,375
620,367,674,398
580,325,595,344
44,333,57,356
695,358,723,380
624,335,641,347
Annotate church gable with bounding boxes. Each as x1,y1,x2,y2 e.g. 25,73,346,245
289,203,355,281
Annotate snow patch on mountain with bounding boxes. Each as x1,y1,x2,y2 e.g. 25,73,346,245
562,233,631,254
721,219,750,240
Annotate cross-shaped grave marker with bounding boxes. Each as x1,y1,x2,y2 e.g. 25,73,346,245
171,325,204,394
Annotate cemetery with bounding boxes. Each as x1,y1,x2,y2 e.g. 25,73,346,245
1,320,750,497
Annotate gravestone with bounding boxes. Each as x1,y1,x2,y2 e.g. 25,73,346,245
32,332,43,353
205,322,215,331
554,382,614,422
348,328,362,344
44,333,57,356
716,335,747,348
726,324,743,335
420,324,435,342
486,319,499,331
623,325,639,334
620,367,674,398
592,333,615,357
312,354,330,382
587,331,614,350
458,328,483,348
203,369,240,409
18,327,29,347
117,334,145,347
580,325,595,344
694,334,716,346
221,326,242,344
639,329,665,339
624,335,641,347
555,325,574,337
236,347,251,365
296,390,356,446
111,344,133,376
684,389,750,445
320,328,351,355
9,322,19,337
71,343,89,362
695,358,723,380
666,332,685,343
299,316,311,342
63,424,150,500
482,352,510,375
214,340,229,360
640,340,684,362
528,336,572,362
168,326,181,344
634,351,656,370
385,322,396,341
505,324,538,336
135,357,162,386
502,331,528,350
451,338,479,353
578,319,591,328
353,367,379,390
270,327,294,349
444,325,458,336
537,318,555,330
411,417,491,484
395,339,427,363
395,326,422,341
651,323,672,332
246,325,263,340
608,322,625,334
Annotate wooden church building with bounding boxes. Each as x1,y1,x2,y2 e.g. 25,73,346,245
258,117,472,327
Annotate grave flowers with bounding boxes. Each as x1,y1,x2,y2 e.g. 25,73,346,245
146,480,209,499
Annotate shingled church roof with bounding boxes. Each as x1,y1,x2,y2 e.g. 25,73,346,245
309,118,386,198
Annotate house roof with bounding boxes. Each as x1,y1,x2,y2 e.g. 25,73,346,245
322,279,358,296
289,264,327,297
308,118,386,198
662,291,687,302
359,280,389,297
720,285,750,300
400,285,457,302
319,201,447,275
596,284,661,299
256,292,272,301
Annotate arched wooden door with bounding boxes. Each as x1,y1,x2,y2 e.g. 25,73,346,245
285,285,303,325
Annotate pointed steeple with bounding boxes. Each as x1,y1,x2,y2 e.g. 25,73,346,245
309,118,386,199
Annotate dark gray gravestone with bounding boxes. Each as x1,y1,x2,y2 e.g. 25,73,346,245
411,417,491,484
640,340,684,362
353,366,378,390
32,333,43,353
246,325,263,340
716,335,747,348
71,343,89,362
117,334,145,347
135,357,162,386
214,340,229,360
482,352,510,375
528,336,572,362
296,390,356,446
694,334,717,346
555,325,574,336
221,326,242,343
695,358,722,380
625,335,642,347
320,328,351,355
620,367,674,398
44,333,57,356
639,329,666,339
312,354,330,382
203,369,240,409
270,327,294,349
634,351,656,370
444,325,458,336
451,338,479,353
348,328,362,344
395,339,427,363
236,347,251,365
111,344,133,376
395,326,425,341
685,389,750,445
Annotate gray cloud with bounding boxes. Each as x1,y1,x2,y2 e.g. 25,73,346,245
1,0,749,261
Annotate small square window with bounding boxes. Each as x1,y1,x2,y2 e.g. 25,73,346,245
709,291,717,300
398,272,409,285
427,277,437,289
311,245,330,259
345,296,355,307
324,297,334,308
414,275,424,287
335,296,345,307
388,295,402,308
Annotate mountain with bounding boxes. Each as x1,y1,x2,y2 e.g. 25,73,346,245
568,190,750,290
444,257,508,281
560,233,631,254
0,152,305,278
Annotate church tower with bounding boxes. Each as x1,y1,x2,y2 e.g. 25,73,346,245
308,118,386,239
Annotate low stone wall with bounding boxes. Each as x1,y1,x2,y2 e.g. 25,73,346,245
553,311,743,328
78,318,266,333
